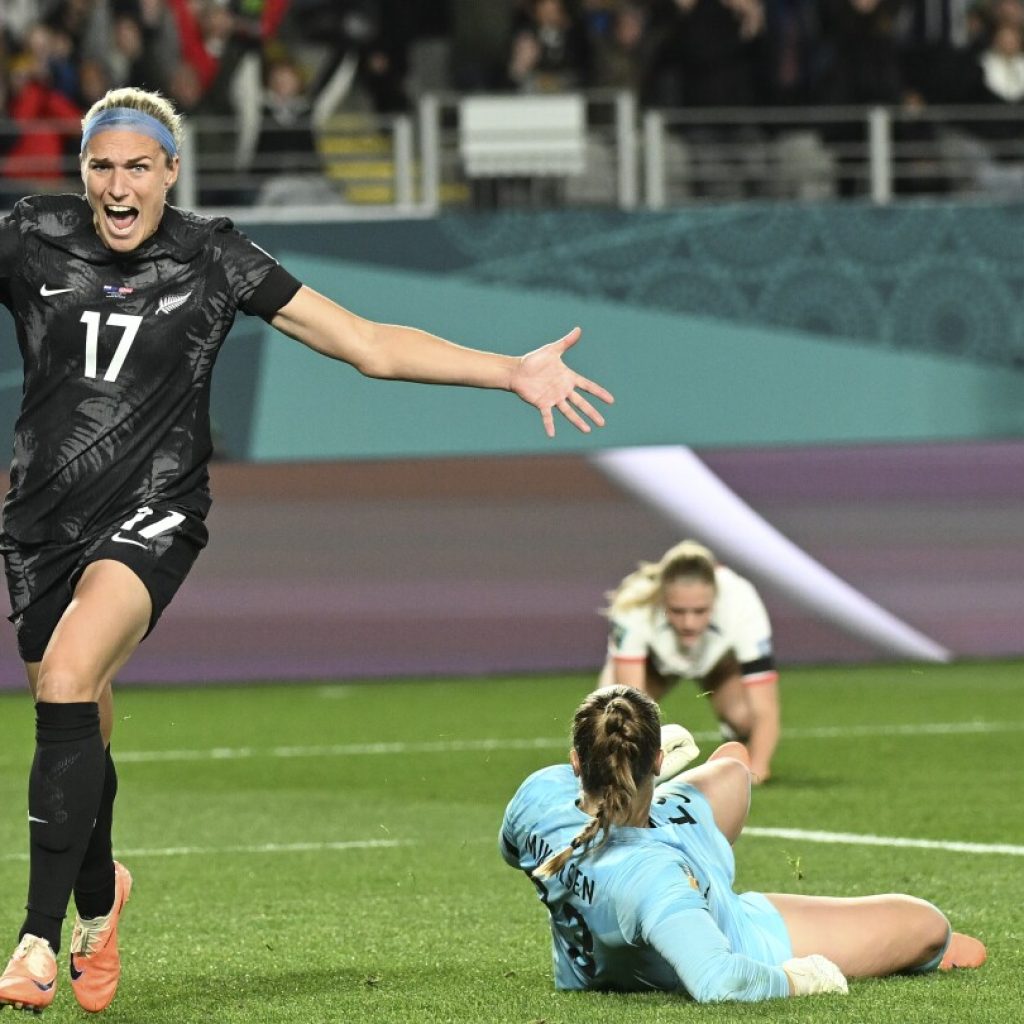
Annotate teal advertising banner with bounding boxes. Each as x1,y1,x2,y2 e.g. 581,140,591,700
246,255,1024,460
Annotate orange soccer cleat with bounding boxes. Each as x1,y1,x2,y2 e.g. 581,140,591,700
69,861,133,1012
939,932,987,971
0,934,58,1013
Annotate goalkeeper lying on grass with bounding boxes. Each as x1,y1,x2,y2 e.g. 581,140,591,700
499,686,985,1001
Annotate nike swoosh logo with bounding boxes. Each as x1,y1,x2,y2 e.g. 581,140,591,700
40,284,74,297
69,958,84,982
28,815,48,824
34,979,56,991
111,533,148,548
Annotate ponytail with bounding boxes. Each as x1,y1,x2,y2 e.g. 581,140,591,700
535,686,660,878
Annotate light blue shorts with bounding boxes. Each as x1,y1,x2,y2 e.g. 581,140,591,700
736,891,793,964
653,779,793,965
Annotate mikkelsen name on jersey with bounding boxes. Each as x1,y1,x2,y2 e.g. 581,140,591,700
523,832,596,905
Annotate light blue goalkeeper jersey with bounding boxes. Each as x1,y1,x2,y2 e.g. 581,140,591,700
499,764,791,1002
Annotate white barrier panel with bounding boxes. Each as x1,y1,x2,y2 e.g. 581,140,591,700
458,94,587,178
591,445,951,663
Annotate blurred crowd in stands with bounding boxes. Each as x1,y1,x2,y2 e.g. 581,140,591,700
1,0,1022,202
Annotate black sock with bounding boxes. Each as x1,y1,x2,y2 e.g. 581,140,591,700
73,746,118,919
20,702,105,954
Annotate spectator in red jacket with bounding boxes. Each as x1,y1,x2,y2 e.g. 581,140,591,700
2,47,82,186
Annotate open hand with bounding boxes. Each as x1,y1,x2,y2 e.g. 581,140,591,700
510,327,614,437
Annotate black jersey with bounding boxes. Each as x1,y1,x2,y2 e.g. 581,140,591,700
0,195,297,545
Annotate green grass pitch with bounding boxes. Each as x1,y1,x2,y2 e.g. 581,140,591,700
0,660,1020,1022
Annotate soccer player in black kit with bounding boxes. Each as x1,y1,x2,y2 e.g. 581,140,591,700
0,86,614,1014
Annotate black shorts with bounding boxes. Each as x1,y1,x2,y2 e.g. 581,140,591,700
2,503,209,663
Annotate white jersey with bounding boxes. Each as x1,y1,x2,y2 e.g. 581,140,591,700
607,566,776,684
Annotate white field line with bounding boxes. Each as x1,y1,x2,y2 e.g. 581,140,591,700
115,737,568,764
0,838,409,863
100,719,1021,764
743,828,1024,857
1,829,1020,865
0,721,1016,770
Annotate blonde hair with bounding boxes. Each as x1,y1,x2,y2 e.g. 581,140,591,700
603,539,717,617
81,88,184,160
534,686,661,879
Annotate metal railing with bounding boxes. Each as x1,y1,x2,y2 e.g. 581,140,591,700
643,104,1024,206
1,97,1022,217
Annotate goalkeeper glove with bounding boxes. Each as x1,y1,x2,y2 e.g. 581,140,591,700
782,954,849,996
654,724,700,784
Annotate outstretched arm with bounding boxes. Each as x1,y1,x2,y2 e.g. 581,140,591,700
270,286,613,436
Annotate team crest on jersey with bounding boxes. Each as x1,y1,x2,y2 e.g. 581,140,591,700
157,291,192,315
103,285,134,300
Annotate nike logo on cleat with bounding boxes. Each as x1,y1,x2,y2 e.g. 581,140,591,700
69,959,84,982
40,284,74,297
